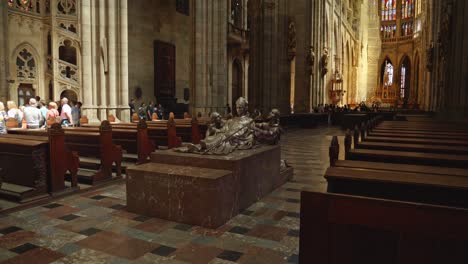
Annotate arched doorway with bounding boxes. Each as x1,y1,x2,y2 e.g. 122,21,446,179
399,56,411,107
18,84,35,106
60,89,78,102
232,59,243,114
380,57,394,100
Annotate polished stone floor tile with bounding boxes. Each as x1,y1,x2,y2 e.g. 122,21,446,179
0,126,342,263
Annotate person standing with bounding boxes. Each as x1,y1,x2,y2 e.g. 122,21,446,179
129,99,136,120
23,98,43,129
0,102,7,134
46,102,60,123
6,101,23,127
38,100,48,127
71,101,80,127
60,97,73,126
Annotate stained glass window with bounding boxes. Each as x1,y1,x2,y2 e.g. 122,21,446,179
385,62,394,86
8,0,40,13
381,0,397,21
401,0,414,19
381,24,397,39
400,66,406,98
401,22,413,36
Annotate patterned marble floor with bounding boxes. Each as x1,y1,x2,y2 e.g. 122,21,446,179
0,126,344,264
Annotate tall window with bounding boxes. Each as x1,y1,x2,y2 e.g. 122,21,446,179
416,0,422,16
381,0,397,21
400,65,406,98
16,48,36,81
381,25,397,39
382,60,394,86
401,22,413,36
231,0,242,28
401,0,414,19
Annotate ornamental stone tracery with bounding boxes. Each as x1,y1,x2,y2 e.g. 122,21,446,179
16,48,37,81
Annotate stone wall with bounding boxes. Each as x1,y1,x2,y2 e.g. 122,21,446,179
128,0,192,106
432,0,468,119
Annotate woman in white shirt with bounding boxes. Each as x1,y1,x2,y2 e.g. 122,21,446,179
6,101,23,127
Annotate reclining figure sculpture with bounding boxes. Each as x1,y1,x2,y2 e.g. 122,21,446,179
177,97,281,155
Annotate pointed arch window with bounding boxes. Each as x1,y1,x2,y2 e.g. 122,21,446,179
381,60,394,86
381,0,396,21
231,0,243,28
400,66,406,98
8,0,40,13
57,0,76,16
16,48,36,81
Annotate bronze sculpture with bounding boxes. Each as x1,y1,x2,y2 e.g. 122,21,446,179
177,97,282,155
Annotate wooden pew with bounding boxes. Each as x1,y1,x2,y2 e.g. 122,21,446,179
328,135,468,207
0,124,79,202
324,166,468,208
363,135,468,147
85,116,207,147
367,131,468,141
8,121,122,184
64,119,155,164
372,128,468,137
300,191,468,264
356,141,468,155
344,132,468,168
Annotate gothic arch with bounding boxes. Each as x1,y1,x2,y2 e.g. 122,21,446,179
231,58,243,111
58,85,81,102
399,55,411,106
11,42,41,66
413,51,420,105
10,43,42,106
380,56,394,84
58,37,81,64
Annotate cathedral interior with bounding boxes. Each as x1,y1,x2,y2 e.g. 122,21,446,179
0,0,467,263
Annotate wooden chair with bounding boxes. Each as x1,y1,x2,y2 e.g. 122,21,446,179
108,114,116,123
131,113,139,123
151,113,159,121
80,115,89,126
5,118,19,128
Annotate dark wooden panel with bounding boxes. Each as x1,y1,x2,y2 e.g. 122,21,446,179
154,40,176,98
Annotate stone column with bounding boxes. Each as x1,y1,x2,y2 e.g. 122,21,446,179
0,0,9,103
98,0,107,120
81,0,100,123
248,0,289,114
194,0,228,115
107,0,118,120
118,0,130,122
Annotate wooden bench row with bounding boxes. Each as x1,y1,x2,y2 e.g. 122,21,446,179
1,119,158,202
82,116,208,149
300,191,468,264
0,124,79,202
300,116,468,262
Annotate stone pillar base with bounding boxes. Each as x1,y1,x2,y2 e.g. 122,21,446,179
82,107,101,124
118,107,130,122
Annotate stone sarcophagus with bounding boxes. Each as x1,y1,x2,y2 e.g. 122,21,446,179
126,145,287,228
